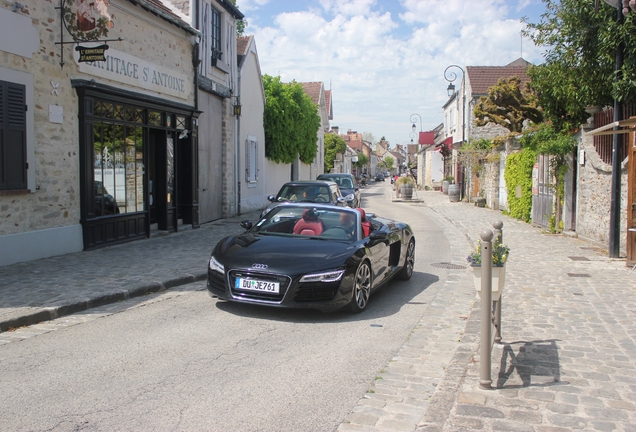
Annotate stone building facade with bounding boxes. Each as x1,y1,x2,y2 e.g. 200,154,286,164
0,0,200,265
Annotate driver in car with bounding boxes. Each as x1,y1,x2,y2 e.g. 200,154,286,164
339,211,357,239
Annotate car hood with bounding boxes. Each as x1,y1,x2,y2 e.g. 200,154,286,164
340,188,355,196
214,233,357,274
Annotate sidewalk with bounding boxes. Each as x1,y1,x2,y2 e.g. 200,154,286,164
0,209,262,334
339,190,636,431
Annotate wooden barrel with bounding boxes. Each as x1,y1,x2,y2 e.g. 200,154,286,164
442,180,450,194
401,183,413,199
448,184,460,202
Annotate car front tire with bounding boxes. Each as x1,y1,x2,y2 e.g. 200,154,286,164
349,261,372,313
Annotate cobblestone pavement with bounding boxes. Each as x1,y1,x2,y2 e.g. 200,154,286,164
2,189,635,431
338,190,636,432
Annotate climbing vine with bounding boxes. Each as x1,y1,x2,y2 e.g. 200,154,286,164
504,148,537,222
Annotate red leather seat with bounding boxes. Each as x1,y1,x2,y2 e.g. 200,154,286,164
356,208,372,237
293,209,325,236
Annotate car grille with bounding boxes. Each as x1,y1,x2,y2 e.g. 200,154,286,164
293,281,341,302
229,270,291,302
207,269,226,293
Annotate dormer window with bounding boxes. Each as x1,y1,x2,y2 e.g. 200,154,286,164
211,7,222,65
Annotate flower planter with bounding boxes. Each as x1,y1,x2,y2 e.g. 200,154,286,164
471,265,506,301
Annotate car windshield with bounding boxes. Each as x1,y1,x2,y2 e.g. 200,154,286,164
319,176,353,189
277,185,331,202
252,205,359,241
338,178,353,189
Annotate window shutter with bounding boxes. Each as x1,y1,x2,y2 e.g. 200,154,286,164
0,81,27,190
245,138,250,182
246,138,258,183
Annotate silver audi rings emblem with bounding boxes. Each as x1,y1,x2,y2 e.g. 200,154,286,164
252,263,268,269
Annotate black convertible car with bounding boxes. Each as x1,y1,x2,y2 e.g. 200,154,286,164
207,203,415,313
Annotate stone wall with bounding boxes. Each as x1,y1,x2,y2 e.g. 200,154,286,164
575,130,628,254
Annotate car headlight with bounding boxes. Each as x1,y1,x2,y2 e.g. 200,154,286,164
209,256,224,274
300,269,345,283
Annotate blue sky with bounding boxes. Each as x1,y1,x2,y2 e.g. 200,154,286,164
237,0,548,146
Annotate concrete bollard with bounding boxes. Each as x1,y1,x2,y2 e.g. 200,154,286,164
480,229,493,390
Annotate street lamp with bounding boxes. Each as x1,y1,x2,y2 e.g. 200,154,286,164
443,64,466,145
410,113,422,135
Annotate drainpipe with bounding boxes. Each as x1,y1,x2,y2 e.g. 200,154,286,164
234,42,242,216
235,86,241,216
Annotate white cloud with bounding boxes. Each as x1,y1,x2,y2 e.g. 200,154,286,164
244,0,546,146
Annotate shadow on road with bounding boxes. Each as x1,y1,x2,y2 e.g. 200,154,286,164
214,270,439,323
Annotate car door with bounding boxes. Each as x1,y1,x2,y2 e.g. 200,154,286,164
364,223,391,286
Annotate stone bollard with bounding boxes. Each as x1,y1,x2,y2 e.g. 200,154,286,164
480,229,493,390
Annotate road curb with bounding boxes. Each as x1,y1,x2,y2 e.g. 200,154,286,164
0,271,208,333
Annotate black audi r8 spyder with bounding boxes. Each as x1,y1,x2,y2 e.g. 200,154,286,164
207,203,415,313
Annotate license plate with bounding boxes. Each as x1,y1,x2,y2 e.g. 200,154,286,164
235,278,280,294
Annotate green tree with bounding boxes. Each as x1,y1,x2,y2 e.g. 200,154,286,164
354,152,368,174
524,0,636,131
474,76,543,134
324,133,346,173
383,155,394,172
262,75,321,164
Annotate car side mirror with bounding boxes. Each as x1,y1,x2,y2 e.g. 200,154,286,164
369,231,388,241
240,220,253,230
267,195,276,202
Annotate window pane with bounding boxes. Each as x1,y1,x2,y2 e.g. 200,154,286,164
125,125,144,212
211,8,221,58
149,111,162,126
93,122,120,216
167,136,174,207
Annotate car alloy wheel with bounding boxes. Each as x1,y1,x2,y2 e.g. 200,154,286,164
349,261,372,313
397,239,415,280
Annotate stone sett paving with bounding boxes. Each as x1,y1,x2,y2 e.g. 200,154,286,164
339,190,636,432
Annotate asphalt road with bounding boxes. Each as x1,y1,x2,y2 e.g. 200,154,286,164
0,182,453,432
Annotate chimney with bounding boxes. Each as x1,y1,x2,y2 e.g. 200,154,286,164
332,126,339,134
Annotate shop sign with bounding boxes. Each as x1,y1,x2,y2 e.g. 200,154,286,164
62,0,114,42
76,44,108,62
74,48,191,100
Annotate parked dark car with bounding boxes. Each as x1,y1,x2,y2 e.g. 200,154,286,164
260,180,351,218
94,181,119,216
375,173,385,182
207,203,415,313
316,173,361,208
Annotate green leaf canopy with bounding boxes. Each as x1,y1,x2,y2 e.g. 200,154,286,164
263,75,321,165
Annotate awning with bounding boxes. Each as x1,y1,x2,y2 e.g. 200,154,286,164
586,117,636,136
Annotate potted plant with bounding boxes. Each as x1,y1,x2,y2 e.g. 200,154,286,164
467,239,510,301
396,176,415,199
